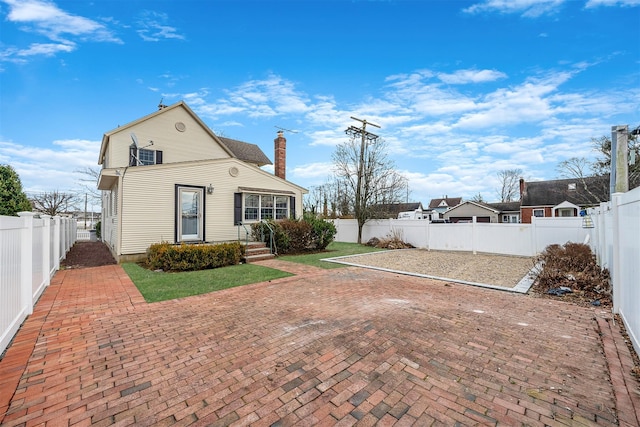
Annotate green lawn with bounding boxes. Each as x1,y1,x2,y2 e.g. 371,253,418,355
123,242,381,303
279,241,383,269
122,262,293,303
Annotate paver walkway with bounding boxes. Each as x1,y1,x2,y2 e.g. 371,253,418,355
1,262,638,426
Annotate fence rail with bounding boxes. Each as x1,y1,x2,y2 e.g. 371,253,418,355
0,213,76,355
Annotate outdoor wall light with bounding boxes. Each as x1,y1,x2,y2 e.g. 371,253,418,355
207,184,214,194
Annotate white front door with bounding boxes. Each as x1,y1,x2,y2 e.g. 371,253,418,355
178,186,203,241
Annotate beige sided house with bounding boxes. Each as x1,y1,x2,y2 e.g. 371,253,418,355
97,101,306,262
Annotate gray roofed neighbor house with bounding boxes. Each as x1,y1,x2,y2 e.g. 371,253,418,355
370,202,424,218
520,176,609,207
486,201,521,212
219,137,272,167
428,197,462,209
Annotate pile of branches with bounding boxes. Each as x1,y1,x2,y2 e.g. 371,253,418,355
366,229,414,250
534,242,611,306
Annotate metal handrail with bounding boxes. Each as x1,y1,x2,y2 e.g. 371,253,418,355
261,220,277,256
237,222,250,246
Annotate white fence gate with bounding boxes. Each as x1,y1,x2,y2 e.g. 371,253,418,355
587,187,640,357
0,213,76,355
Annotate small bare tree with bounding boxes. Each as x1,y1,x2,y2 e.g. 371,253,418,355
556,157,609,204
332,135,408,243
496,168,522,202
31,191,78,216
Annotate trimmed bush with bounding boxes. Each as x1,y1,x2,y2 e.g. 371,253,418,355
146,242,245,272
251,216,336,254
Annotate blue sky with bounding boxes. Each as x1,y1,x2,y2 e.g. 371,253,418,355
1,0,639,210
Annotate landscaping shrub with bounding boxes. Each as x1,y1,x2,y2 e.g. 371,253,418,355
304,213,336,250
251,216,336,254
146,242,245,272
535,242,611,304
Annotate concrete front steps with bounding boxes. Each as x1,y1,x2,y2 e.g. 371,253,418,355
243,241,275,263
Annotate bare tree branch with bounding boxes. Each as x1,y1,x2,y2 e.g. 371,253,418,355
30,191,78,216
496,169,522,202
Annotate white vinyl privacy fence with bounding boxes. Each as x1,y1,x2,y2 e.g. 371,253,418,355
0,213,76,355
331,216,589,257
586,187,640,357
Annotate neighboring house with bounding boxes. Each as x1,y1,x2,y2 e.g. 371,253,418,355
370,202,425,219
486,201,521,223
428,197,462,219
442,201,500,223
519,176,609,224
97,101,307,262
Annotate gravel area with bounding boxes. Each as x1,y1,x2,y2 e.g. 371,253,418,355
334,249,537,288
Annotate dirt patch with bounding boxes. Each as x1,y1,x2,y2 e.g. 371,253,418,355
62,241,116,269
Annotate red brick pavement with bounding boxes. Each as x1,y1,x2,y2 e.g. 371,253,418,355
1,260,638,426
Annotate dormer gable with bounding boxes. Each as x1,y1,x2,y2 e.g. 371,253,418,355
98,101,269,169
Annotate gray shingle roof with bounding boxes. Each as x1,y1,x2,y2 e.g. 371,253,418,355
428,197,462,209
521,176,609,207
485,201,521,212
219,137,272,166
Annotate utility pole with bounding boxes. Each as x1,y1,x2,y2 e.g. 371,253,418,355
345,116,380,243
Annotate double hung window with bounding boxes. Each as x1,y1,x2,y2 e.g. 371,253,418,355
243,194,289,222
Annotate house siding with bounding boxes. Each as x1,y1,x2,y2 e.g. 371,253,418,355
443,203,499,223
521,206,552,224
118,158,304,256
105,107,232,169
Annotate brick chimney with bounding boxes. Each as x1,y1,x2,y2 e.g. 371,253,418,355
519,177,525,200
274,130,286,179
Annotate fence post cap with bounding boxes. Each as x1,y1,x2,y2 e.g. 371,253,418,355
17,211,37,217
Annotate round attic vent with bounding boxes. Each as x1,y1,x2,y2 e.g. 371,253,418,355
175,122,186,132
229,167,239,177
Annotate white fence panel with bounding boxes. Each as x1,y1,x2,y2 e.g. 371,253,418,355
475,223,533,256
331,217,589,256
532,217,588,251
0,216,26,357
428,223,473,252
612,188,640,357
31,217,46,301
0,213,75,356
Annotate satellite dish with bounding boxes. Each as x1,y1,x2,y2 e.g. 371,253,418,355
130,132,139,148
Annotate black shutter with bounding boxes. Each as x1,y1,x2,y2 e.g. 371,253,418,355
129,147,136,166
155,150,163,164
234,193,242,225
290,196,296,219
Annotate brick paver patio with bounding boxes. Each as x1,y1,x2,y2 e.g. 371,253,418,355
1,261,638,426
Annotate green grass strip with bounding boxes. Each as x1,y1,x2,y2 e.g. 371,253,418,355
279,241,383,269
122,262,293,303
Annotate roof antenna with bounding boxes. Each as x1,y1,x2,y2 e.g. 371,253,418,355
158,97,167,110
274,125,298,134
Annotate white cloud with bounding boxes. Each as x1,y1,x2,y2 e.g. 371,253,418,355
291,162,335,180
136,10,185,42
585,0,640,6
0,0,121,62
0,138,100,193
2,0,120,43
437,69,508,85
463,0,566,17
